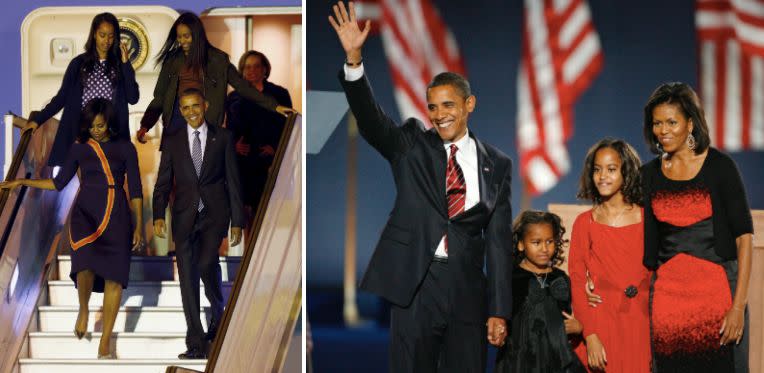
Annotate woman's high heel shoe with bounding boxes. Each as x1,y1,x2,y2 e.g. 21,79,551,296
74,311,87,339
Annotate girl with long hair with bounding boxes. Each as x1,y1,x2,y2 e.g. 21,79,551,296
569,138,651,372
22,12,139,167
136,12,291,147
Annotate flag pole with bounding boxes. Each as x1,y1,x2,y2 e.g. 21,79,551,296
343,113,361,326
520,177,532,212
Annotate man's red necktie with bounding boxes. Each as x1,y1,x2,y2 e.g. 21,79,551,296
445,144,466,253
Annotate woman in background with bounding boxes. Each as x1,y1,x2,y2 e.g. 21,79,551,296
225,50,293,212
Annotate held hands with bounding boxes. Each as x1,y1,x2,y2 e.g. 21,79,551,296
585,334,607,371
486,317,507,347
136,127,148,144
230,227,242,247
328,1,371,64
719,305,745,345
562,311,582,335
153,219,166,239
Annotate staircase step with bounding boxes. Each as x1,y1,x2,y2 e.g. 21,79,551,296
48,280,233,307
18,359,206,373
57,255,241,282
38,306,213,333
28,332,191,359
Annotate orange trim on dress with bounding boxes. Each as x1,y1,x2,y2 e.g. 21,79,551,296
70,139,116,250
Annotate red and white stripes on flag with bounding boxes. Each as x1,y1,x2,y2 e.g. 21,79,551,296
696,0,764,151
356,0,467,126
517,0,603,196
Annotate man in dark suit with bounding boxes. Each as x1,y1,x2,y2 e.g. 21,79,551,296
152,88,243,359
329,2,513,372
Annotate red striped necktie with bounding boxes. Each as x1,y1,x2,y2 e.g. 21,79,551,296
445,144,466,253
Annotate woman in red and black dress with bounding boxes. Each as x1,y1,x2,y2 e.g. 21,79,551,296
2,99,143,358
641,83,753,372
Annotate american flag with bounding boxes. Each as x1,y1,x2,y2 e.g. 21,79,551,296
517,0,603,196
355,0,467,126
696,0,764,151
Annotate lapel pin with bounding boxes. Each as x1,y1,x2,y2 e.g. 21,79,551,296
483,167,490,172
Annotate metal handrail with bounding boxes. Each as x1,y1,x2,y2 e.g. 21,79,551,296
206,111,300,371
0,113,32,216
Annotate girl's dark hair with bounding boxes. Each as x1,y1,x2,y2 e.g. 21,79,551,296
643,82,711,155
155,12,216,73
78,98,116,143
81,13,122,87
237,50,272,80
577,138,643,205
512,210,568,267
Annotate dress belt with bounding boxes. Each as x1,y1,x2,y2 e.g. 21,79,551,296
595,274,650,299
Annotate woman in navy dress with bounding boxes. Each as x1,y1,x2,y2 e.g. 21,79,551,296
21,12,139,167
2,98,144,358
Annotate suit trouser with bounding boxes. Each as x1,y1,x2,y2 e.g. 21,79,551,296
389,261,487,373
175,209,225,350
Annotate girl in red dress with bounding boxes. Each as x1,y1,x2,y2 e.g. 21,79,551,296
569,138,651,372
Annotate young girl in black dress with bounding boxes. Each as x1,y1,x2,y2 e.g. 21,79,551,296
495,210,586,373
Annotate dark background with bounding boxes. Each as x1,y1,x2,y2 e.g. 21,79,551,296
307,0,762,371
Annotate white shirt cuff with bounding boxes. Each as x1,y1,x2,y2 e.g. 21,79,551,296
343,63,365,81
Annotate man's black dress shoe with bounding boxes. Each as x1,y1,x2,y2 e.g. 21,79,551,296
178,348,207,359
206,319,219,341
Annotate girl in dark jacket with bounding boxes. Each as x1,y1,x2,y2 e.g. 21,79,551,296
136,12,291,148
23,12,139,167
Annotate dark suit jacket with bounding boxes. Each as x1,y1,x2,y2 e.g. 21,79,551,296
340,72,514,324
30,53,139,166
152,124,244,240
